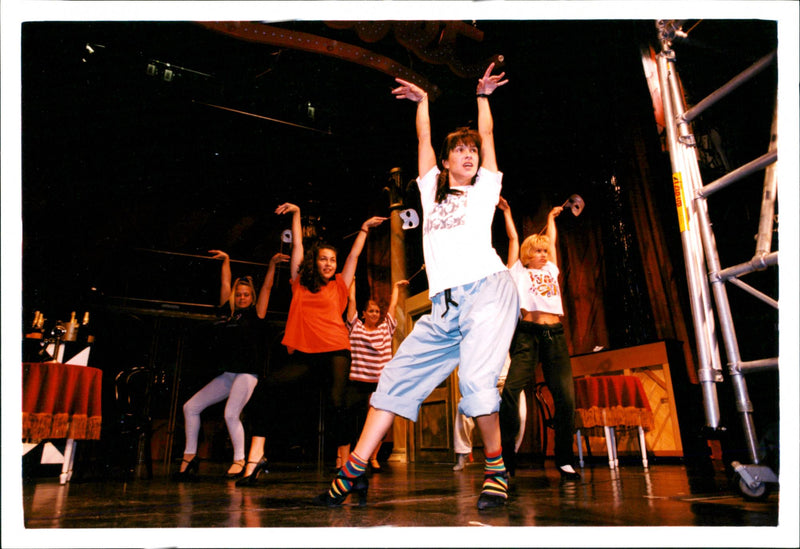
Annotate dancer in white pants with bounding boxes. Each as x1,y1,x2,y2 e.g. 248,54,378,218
172,251,287,480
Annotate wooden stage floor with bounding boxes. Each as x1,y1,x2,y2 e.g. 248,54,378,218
14,457,786,548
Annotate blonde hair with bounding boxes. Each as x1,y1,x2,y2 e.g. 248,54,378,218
228,276,256,314
519,234,550,264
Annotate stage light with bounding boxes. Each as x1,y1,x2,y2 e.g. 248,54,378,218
81,42,103,63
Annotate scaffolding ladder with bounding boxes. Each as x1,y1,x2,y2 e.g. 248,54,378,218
653,20,779,499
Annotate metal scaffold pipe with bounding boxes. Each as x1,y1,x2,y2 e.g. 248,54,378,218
681,51,776,124
657,46,722,429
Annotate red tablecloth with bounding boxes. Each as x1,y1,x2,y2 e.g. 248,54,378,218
574,375,654,431
22,362,103,441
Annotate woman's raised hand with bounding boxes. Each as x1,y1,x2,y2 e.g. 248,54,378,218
275,203,299,216
392,78,427,103
208,249,229,261
476,62,508,96
496,196,510,212
270,252,290,266
362,216,389,231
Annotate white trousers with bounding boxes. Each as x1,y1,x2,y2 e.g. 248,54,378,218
182,372,258,461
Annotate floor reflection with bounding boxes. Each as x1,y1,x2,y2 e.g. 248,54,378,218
21,459,779,535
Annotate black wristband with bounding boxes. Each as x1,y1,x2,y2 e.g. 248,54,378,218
477,93,490,98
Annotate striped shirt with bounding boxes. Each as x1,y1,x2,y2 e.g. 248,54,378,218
347,314,397,383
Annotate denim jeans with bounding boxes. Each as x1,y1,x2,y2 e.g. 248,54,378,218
500,321,576,467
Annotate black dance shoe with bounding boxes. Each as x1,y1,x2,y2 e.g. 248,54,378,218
235,457,269,487
171,457,199,482
226,459,246,478
477,492,507,510
312,473,369,507
476,471,509,510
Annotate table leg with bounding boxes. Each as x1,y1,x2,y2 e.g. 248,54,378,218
638,426,649,468
576,429,585,469
603,426,616,469
59,438,76,484
611,428,619,468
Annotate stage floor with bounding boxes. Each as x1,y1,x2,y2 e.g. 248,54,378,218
17,458,782,547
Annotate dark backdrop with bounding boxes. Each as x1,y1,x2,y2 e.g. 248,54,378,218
20,19,779,466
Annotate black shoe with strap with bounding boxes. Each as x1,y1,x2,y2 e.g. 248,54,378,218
171,457,199,482
235,456,269,487
227,459,246,478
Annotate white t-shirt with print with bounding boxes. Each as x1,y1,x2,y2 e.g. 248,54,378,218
418,166,507,297
509,259,564,316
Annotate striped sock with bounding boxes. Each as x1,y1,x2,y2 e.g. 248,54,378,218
481,449,508,499
329,452,367,499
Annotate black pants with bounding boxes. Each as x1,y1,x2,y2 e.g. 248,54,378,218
500,321,576,467
248,349,352,446
343,380,378,447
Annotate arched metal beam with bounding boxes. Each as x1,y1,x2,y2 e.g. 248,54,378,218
198,21,442,99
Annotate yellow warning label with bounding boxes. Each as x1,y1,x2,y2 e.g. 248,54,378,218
672,173,688,232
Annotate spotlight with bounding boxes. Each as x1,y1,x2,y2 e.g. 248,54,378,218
81,43,105,62
145,59,212,83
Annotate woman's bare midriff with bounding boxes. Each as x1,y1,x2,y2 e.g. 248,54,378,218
520,309,561,325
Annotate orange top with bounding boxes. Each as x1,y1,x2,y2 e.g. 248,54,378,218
281,274,351,354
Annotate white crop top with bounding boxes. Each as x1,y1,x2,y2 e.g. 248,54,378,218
418,166,507,297
509,259,564,316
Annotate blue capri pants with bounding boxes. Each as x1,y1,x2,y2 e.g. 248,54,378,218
370,270,519,421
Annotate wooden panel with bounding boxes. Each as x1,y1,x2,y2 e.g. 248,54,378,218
634,367,683,456
569,341,670,378
415,384,455,463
